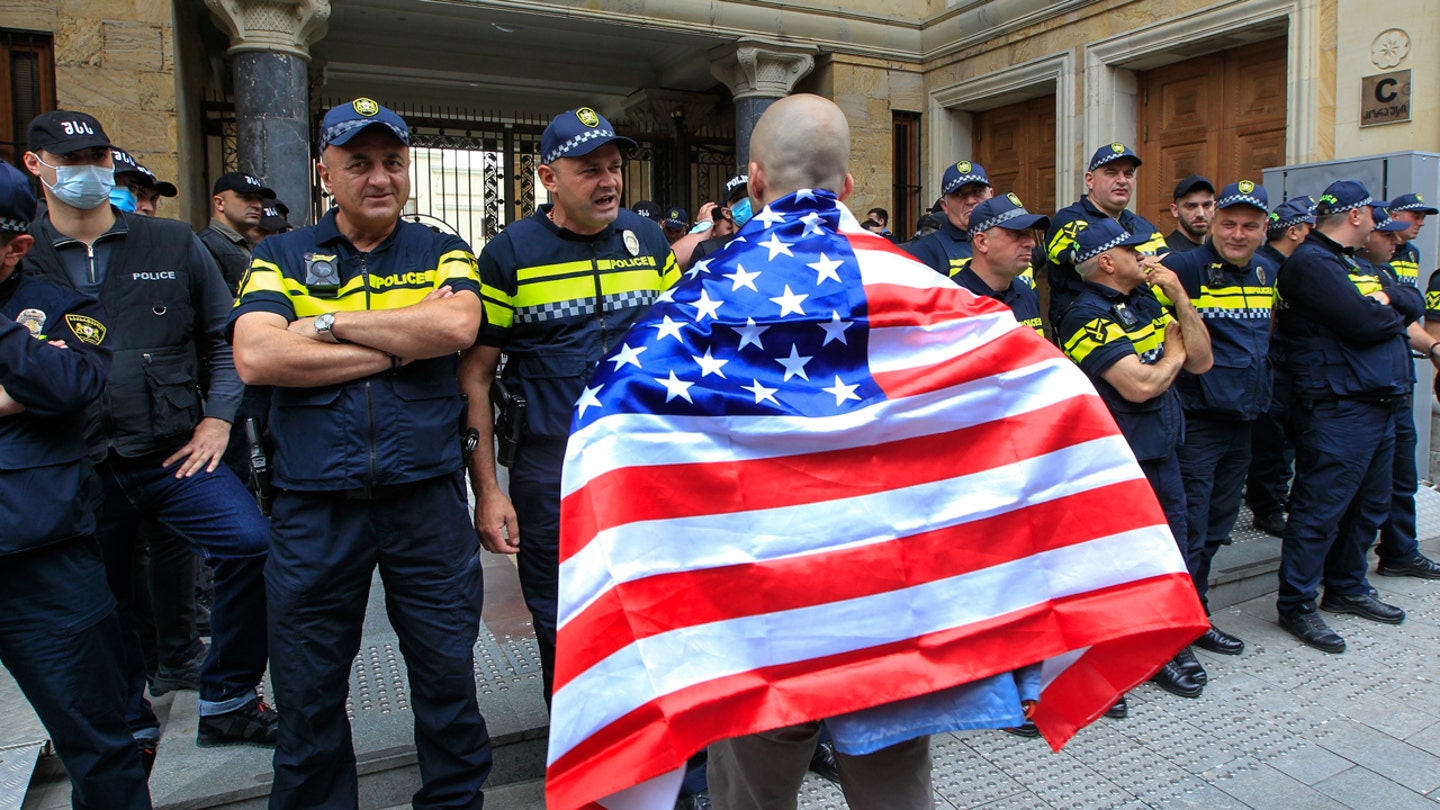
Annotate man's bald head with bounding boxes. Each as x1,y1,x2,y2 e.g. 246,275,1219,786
748,93,853,205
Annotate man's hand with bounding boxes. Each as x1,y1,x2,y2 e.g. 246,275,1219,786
695,201,718,226
1367,290,1392,306
1146,265,1188,303
475,488,520,554
290,286,458,342
1163,320,1187,362
163,416,232,478
0,386,21,417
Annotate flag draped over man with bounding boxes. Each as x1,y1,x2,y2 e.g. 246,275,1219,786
546,186,1209,810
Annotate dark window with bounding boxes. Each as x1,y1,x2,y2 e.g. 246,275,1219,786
892,111,922,240
0,29,55,167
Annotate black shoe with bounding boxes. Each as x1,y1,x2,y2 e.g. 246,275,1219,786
1174,647,1207,686
675,792,712,810
134,739,156,777
1104,696,1127,719
1252,512,1286,537
1377,553,1440,580
149,660,201,696
1002,721,1041,738
197,698,279,748
1150,658,1204,698
808,740,840,784
1194,623,1245,655
1320,592,1406,624
1278,609,1346,653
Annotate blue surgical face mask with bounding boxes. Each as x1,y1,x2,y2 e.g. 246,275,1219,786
730,197,754,229
109,185,137,212
38,157,115,210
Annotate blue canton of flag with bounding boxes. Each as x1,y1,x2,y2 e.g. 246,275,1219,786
574,189,879,429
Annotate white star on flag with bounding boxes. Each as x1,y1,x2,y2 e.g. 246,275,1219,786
774,344,813,382
609,343,647,370
808,253,844,284
575,384,604,417
691,290,722,321
819,311,852,345
654,370,695,403
758,233,795,260
657,287,678,303
742,378,779,405
799,211,827,237
794,187,818,201
769,285,808,316
821,375,861,406
734,317,769,351
754,204,787,228
691,347,729,378
686,259,712,280
723,264,761,292
653,315,685,342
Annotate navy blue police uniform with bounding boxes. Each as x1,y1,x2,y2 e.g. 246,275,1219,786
23,111,270,753
477,203,678,697
1043,145,1168,330
0,161,150,808
231,203,494,807
1272,182,1421,643
951,194,1051,336
1159,182,1274,612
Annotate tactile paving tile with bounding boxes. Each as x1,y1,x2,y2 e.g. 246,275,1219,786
930,733,1027,806
0,742,42,810
343,626,541,719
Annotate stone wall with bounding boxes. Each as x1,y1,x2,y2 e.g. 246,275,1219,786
1333,3,1439,156
1,0,183,213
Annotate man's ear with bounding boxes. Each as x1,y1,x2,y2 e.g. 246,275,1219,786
2,234,34,267
747,161,765,206
837,172,854,203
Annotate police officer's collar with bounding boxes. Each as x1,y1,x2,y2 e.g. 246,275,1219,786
312,208,402,253
1304,228,1355,257
1080,194,1127,222
208,217,249,246
936,216,971,243
1199,240,1250,274
1079,277,1129,301
536,203,617,242
0,264,21,299
39,206,129,249
955,265,1015,300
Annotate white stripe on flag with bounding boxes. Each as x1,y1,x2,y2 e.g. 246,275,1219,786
558,434,1143,631
867,310,1020,377
851,244,959,290
562,357,1095,498
548,524,1184,765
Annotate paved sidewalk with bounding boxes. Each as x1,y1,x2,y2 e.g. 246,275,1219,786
789,536,1440,810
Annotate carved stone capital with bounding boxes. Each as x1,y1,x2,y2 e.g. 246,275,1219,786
205,0,330,60
708,40,819,101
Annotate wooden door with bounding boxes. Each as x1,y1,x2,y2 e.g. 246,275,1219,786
1137,37,1287,227
973,95,1057,216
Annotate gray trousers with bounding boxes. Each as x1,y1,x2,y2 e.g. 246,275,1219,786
708,721,933,810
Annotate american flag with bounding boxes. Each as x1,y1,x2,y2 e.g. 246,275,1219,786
546,189,1208,810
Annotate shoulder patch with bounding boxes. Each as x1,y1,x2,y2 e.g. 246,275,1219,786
65,313,106,346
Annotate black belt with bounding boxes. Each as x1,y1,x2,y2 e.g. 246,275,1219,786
280,477,441,501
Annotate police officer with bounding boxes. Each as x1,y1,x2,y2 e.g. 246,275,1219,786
957,193,1049,336
0,161,151,809
1245,197,1316,537
680,173,749,270
1043,143,1169,329
199,172,274,297
1272,180,1421,653
1384,193,1435,287
1165,175,1216,252
903,159,992,278
1059,218,1211,699
1357,207,1440,581
229,97,492,809
22,110,273,758
110,148,177,218
461,106,679,700
252,197,292,242
1160,180,1272,668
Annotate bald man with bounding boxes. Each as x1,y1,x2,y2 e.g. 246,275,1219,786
703,93,936,810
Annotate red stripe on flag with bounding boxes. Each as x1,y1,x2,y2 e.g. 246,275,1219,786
561,394,1121,561
870,326,1065,400
554,476,1162,691
546,572,1207,810
858,280,1012,328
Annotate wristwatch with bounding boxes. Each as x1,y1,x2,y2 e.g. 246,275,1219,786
314,312,340,342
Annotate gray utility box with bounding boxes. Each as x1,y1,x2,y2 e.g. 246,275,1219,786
1263,151,1440,483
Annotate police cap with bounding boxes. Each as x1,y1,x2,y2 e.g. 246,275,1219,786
0,162,37,233
1088,142,1142,172
541,107,636,165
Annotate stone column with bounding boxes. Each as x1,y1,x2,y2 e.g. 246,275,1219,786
708,40,819,170
205,0,330,226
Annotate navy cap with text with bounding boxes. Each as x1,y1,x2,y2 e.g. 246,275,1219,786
319,97,410,152
1313,180,1384,216
724,174,749,202
27,110,111,154
212,171,274,198
631,200,661,221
